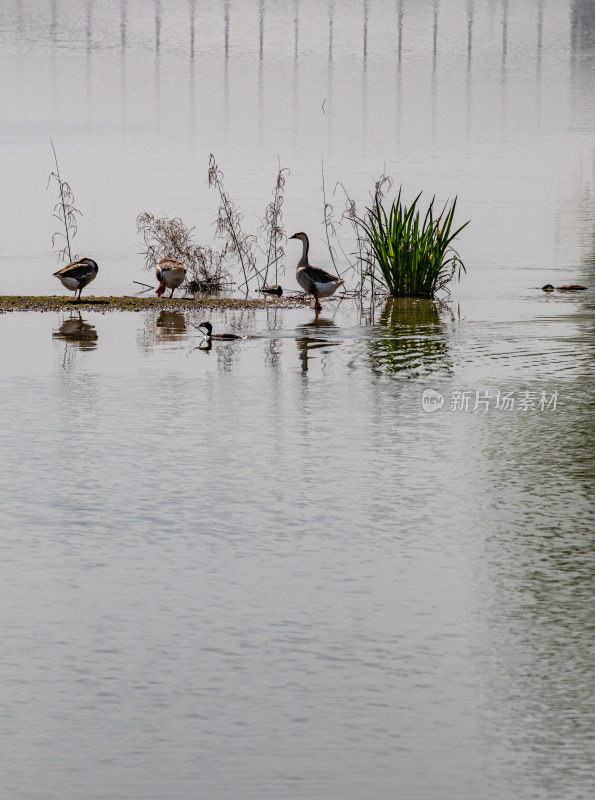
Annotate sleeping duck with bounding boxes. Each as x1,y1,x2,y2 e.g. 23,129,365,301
53,257,98,300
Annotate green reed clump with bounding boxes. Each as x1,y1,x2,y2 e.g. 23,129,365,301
356,190,469,297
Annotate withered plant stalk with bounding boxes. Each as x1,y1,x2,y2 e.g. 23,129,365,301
208,154,257,293
259,162,290,286
321,159,339,275
48,139,81,263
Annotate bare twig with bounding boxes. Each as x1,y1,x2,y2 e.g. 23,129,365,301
208,154,257,293
321,159,339,275
259,159,290,286
48,139,82,263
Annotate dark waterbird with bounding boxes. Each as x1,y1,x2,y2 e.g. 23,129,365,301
195,321,244,340
259,284,283,296
542,283,587,292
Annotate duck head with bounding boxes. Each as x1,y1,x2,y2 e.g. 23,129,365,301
80,257,99,272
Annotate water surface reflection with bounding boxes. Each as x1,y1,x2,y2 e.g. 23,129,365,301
474,401,595,797
52,312,98,351
368,298,452,377
155,309,186,341
295,313,340,373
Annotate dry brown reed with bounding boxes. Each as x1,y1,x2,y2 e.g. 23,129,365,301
136,212,230,292
259,162,290,287
208,154,292,294
208,154,257,291
48,139,81,263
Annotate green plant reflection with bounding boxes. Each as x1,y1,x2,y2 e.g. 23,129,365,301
368,298,452,377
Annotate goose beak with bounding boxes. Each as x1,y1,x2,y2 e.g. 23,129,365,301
289,234,297,240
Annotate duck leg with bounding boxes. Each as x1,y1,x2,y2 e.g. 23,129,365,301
312,296,322,311
170,288,175,298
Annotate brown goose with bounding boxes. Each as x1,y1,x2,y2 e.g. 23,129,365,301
155,257,187,297
53,257,98,300
289,232,344,310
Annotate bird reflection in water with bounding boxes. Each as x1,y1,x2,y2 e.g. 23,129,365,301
295,313,340,373
155,310,187,342
368,298,452,377
53,311,98,371
191,337,212,353
53,312,98,351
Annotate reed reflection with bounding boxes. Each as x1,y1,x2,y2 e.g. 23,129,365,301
155,310,187,342
86,0,93,52
50,0,57,44
363,0,369,62
361,0,369,140
85,0,94,121
120,0,127,50
138,309,185,349
431,0,439,141
368,298,452,377
295,314,339,373
501,0,508,90
294,0,300,61
154,0,161,125
432,0,439,70
258,0,264,143
189,0,196,58
466,0,474,138
397,0,403,65
571,0,595,51
224,0,230,58
328,0,334,62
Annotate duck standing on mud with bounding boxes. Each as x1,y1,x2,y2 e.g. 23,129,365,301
289,232,344,310
53,257,98,300
155,257,187,298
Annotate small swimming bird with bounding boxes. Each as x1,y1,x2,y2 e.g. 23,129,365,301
196,321,243,340
53,257,99,300
289,232,344,310
155,257,187,298
542,283,587,292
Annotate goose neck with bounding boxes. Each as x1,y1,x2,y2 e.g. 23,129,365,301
297,236,310,267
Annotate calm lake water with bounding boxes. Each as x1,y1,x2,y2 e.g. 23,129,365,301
1,1,595,799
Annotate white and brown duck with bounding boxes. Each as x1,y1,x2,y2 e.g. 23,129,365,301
155,257,187,298
53,257,98,300
289,232,344,310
